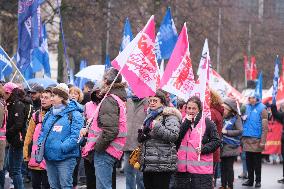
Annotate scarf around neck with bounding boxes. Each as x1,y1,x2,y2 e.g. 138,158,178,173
143,106,164,128
52,104,66,115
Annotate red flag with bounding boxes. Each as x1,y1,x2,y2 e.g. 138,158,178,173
244,55,251,80
250,56,257,80
160,23,195,100
282,57,284,76
111,16,160,98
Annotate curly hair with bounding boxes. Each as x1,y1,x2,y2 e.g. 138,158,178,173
210,89,223,107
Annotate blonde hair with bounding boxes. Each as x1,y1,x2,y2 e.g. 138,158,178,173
210,89,223,106
69,87,84,103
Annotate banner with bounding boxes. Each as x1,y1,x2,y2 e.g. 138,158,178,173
210,69,244,101
160,23,194,101
262,120,282,155
112,16,160,98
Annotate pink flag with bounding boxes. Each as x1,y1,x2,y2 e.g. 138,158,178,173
111,16,160,98
160,23,195,100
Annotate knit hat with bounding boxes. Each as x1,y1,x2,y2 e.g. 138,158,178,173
53,83,69,100
154,89,167,105
223,98,238,113
3,82,19,94
103,68,122,85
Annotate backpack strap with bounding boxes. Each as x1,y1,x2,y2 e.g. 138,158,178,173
34,110,41,125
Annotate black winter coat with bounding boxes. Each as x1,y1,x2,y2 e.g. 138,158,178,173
271,104,284,140
6,98,32,148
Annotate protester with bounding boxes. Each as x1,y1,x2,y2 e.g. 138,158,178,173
69,86,84,189
220,98,243,189
38,83,84,189
174,96,221,189
69,86,84,104
82,68,127,189
123,95,147,189
210,90,224,186
242,92,268,188
4,82,33,189
28,84,44,112
0,85,6,189
137,89,181,189
23,88,53,189
271,102,284,183
82,87,102,189
81,81,95,105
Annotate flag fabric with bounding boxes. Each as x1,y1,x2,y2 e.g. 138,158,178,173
17,0,40,79
251,56,257,80
155,7,178,61
244,55,251,80
32,23,51,77
120,18,133,52
159,59,165,77
112,16,160,98
191,39,211,119
69,68,74,85
210,69,244,101
105,54,111,70
197,39,209,76
0,46,13,77
272,56,280,105
255,71,263,100
160,23,195,101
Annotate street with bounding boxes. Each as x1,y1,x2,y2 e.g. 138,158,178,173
13,161,283,189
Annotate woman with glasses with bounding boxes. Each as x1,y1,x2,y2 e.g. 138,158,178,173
174,96,221,189
138,90,181,189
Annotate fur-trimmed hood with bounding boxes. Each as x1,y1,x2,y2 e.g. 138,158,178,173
162,107,182,122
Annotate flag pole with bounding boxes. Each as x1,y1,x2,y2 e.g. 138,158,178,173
0,46,30,89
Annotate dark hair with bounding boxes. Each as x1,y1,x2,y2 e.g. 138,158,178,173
104,68,122,85
187,96,202,111
43,87,53,94
84,81,95,90
8,88,26,103
154,89,167,105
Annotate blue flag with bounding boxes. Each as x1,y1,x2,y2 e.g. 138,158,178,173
32,23,51,77
120,18,133,52
0,47,13,77
17,0,40,79
155,7,178,61
272,56,280,105
105,54,111,70
255,71,263,100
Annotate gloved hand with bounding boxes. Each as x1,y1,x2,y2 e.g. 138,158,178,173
137,128,151,143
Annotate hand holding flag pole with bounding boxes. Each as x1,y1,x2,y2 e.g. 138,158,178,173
0,46,30,89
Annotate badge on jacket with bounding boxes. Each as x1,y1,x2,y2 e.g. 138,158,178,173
53,125,63,132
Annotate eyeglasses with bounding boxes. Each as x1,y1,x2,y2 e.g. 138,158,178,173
148,99,159,104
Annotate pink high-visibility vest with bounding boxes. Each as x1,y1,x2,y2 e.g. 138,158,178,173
82,94,127,160
28,112,46,170
177,117,213,174
85,101,97,120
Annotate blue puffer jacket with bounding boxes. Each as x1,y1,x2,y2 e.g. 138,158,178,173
38,100,84,161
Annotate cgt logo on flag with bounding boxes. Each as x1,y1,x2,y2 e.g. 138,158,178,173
126,33,158,86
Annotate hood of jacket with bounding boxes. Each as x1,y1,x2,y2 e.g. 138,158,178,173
53,100,83,116
101,82,127,102
162,107,182,122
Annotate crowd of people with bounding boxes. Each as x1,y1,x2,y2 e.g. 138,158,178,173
0,67,280,189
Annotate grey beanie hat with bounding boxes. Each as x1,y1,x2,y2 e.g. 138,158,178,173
223,98,238,113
